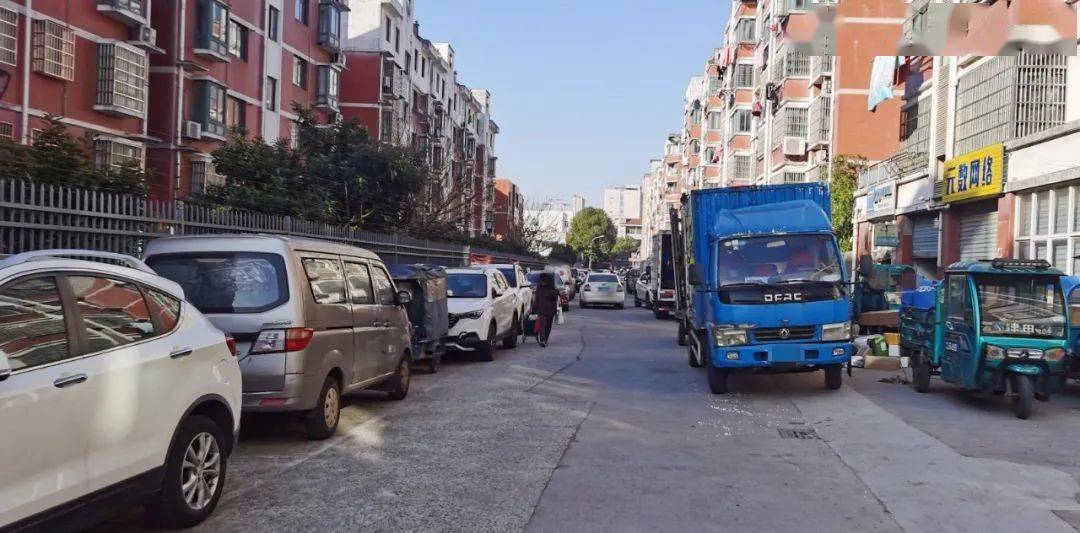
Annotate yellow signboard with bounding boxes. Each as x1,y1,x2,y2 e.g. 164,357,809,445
943,143,1005,204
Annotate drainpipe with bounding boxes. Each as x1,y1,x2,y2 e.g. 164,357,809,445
20,0,31,144
173,0,187,204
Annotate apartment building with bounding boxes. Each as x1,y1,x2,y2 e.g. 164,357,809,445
853,0,1080,278
602,185,642,239
525,198,580,247
639,136,682,259
339,0,499,237
491,177,523,241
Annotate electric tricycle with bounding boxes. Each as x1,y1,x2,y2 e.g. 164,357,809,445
900,259,1069,419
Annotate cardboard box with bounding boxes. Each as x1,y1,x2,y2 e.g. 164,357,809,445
883,332,900,346
865,355,901,370
888,344,901,357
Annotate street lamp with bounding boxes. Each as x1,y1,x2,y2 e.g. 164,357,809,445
587,235,605,271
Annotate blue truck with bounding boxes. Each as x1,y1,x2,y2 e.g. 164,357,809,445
671,183,853,394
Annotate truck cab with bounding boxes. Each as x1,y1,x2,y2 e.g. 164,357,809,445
677,185,852,394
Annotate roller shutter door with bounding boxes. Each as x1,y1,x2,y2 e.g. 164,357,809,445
912,216,938,258
958,208,998,262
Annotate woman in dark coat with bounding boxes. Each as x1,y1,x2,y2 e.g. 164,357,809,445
532,273,560,347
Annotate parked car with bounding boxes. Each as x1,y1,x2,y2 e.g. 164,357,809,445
528,272,570,311
549,264,576,300
389,264,449,374
485,263,533,319
144,235,414,441
580,272,626,309
0,250,242,530
445,268,520,360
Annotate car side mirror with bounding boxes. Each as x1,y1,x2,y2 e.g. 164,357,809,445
689,264,703,286
0,353,10,382
396,290,413,305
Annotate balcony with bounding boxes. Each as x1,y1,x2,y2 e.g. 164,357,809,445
858,151,927,190
808,93,831,150
809,56,832,87
316,2,347,52
97,0,146,27
806,162,826,184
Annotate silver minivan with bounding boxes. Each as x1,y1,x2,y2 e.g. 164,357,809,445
144,235,413,440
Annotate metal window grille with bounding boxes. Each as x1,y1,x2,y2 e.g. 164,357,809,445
32,20,74,81
735,64,754,88
1014,53,1068,139
92,137,144,172
786,107,808,138
0,8,16,66
0,122,12,141
783,172,805,183
735,19,755,43
785,50,809,77
733,155,751,181
809,95,831,147
190,159,222,195
900,96,930,160
96,42,148,116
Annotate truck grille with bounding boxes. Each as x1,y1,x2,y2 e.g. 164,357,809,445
754,326,815,342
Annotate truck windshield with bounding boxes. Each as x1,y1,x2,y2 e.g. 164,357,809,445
975,274,1066,338
716,234,842,286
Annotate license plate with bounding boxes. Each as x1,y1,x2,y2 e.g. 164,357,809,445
599,286,612,292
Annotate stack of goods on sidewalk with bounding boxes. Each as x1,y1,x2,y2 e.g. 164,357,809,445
852,332,903,370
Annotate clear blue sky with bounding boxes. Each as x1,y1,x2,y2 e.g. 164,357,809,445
417,0,727,207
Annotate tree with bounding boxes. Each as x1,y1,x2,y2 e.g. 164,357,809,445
830,155,867,252
609,236,641,262
546,242,579,265
567,207,617,263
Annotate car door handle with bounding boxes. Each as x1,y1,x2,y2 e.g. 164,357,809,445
170,347,194,359
54,374,87,388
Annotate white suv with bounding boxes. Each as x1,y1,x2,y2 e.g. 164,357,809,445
0,251,242,530
445,268,519,361
484,263,533,319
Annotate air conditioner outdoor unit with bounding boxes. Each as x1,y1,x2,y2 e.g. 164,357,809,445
138,25,156,45
783,136,807,156
331,52,346,68
183,121,202,140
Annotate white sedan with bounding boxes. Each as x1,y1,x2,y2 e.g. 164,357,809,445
579,273,626,309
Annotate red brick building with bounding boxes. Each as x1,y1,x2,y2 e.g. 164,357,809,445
491,178,522,241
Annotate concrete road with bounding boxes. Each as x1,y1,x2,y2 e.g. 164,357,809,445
97,297,1080,532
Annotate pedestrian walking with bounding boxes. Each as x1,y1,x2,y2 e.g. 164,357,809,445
532,272,560,347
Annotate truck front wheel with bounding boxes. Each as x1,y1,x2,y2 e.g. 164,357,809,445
707,363,729,394
824,365,843,390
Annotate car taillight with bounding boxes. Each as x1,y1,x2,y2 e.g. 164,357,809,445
583,284,591,292
251,328,315,354
662,290,674,297
224,334,237,357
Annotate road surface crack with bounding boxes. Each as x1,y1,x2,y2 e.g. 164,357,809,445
523,400,595,530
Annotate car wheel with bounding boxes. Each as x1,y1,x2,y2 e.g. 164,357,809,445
634,296,641,307
824,365,843,390
616,303,624,309
147,415,227,529
383,355,412,401
476,323,497,362
502,316,519,349
305,376,341,440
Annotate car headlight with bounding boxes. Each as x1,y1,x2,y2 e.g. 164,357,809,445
713,326,747,347
821,321,852,341
454,310,484,321
985,345,1005,360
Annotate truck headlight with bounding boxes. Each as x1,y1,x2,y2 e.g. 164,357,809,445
985,345,1005,360
1045,348,1066,362
821,321,852,341
713,326,747,347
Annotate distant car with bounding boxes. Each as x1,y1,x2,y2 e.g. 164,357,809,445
579,272,626,309
0,250,242,530
527,272,570,312
548,265,576,300
484,263,532,320
445,268,520,360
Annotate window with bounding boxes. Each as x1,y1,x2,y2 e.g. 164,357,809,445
92,137,144,172
369,266,395,305
69,276,156,352
317,3,342,50
0,277,71,371
783,171,805,183
95,43,148,118
708,112,723,129
1015,187,1080,274
0,122,13,141
226,96,245,132
735,64,754,88
268,6,280,41
735,18,755,43
32,20,74,81
316,65,339,109
196,0,229,59
302,258,346,305
228,20,247,60
265,76,277,111
145,289,181,334
733,109,752,134
293,56,308,88
786,107,808,137
394,28,400,52
385,17,392,41
344,262,374,305
194,80,227,137
146,253,289,314
189,158,223,194
946,275,969,321
294,0,309,24
0,8,17,66
733,154,751,181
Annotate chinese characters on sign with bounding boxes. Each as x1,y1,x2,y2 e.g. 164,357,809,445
943,143,1005,204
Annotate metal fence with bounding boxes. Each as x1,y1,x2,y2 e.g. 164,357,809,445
0,178,546,269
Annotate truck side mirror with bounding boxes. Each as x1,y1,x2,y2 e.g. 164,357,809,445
858,254,875,279
689,264,703,286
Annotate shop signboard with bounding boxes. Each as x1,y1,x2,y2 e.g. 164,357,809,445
866,181,895,219
873,222,899,247
943,143,1005,204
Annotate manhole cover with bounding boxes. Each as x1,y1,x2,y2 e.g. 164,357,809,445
778,427,819,440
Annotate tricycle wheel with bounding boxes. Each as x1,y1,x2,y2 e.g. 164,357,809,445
427,355,441,374
707,363,729,394
824,365,842,390
677,319,688,346
1012,374,1034,420
913,358,931,393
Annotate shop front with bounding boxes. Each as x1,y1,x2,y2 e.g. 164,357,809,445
939,143,1007,272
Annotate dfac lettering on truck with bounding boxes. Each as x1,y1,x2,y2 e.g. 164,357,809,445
672,183,853,394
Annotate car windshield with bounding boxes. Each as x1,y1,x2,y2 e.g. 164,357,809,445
447,273,488,298
716,234,842,286
588,274,619,283
146,253,288,314
975,274,1066,338
497,268,518,287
